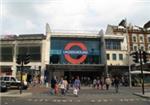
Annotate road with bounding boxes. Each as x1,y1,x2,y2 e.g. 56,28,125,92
1,86,150,105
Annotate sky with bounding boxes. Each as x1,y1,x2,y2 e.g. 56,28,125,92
0,0,150,35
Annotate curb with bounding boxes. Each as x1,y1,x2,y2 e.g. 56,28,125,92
1,92,32,97
133,93,150,99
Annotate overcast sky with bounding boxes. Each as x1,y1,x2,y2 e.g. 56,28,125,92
0,0,150,35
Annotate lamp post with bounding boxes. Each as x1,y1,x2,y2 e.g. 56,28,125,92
16,54,30,94
139,49,145,95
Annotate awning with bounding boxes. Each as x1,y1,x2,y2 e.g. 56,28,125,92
46,64,105,71
131,70,150,74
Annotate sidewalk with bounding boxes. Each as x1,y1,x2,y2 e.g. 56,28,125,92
1,85,150,98
0,90,32,97
0,86,96,97
133,92,150,98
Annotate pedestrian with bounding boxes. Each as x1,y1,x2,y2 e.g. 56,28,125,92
50,76,57,95
44,76,49,88
32,76,37,87
73,76,81,96
70,76,75,88
105,76,111,90
93,78,97,88
54,83,59,95
40,75,45,86
59,76,65,95
96,77,100,89
64,77,68,94
114,76,120,93
100,77,104,90
87,77,91,87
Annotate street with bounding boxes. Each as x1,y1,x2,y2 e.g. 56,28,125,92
1,86,150,105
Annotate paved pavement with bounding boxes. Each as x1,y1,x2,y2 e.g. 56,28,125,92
134,92,150,98
1,86,150,105
1,85,150,98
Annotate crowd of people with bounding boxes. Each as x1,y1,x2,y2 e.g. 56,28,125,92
50,76,81,96
92,76,120,92
47,75,122,96
26,73,128,96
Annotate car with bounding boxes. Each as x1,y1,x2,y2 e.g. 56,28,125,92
0,76,28,90
0,81,8,92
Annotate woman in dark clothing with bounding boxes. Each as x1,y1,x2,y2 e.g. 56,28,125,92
114,77,120,93
50,76,57,95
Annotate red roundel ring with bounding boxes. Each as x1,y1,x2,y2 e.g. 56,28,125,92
64,42,87,64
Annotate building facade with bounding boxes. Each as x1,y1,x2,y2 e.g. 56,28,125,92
1,23,140,82
106,24,150,71
0,34,47,79
46,29,108,81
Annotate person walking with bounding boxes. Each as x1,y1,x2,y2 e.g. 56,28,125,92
114,76,120,93
93,78,97,88
105,76,111,90
70,76,75,88
50,76,57,95
100,77,104,90
59,76,66,95
64,77,68,95
96,77,100,89
73,76,81,96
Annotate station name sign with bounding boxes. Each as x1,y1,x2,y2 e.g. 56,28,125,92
64,42,88,64
63,50,88,55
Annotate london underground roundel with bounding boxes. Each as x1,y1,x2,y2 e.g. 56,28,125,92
64,42,88,64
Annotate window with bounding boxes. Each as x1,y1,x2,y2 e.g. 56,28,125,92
132,36,137,42
112,54,117,60
11,77,16,81
50,54,60,64
148,37,150,43
105,39,121,50
119,54,123,60
0,47,13,62
139,35,144,42
140,46,144,51
107,54,110,60
18,46,41,62
133,46,138,51
4,77,9,81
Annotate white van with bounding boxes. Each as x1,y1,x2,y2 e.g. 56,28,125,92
0,76,28,89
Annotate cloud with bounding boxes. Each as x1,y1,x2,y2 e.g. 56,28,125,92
1,0,150,34
25,20,36,29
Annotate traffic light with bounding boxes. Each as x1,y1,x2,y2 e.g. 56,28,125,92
16,55,22,64
130,51,139,63
24,54,30,64
143,51,149,63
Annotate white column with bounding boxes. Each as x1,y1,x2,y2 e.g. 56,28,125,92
12,42,17,77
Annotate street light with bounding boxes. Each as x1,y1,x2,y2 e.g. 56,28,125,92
16,54,30,94
130,51,139,63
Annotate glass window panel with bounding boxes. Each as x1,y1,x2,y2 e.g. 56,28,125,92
0,47,13,62
139,36,144,42
50,38,101,64
132,36,137,42
105,39,121,50
18,46,41,62
112,53,117,60
119,54,123,60
107,54,110,60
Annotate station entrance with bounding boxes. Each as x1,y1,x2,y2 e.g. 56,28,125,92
46,64,105,82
